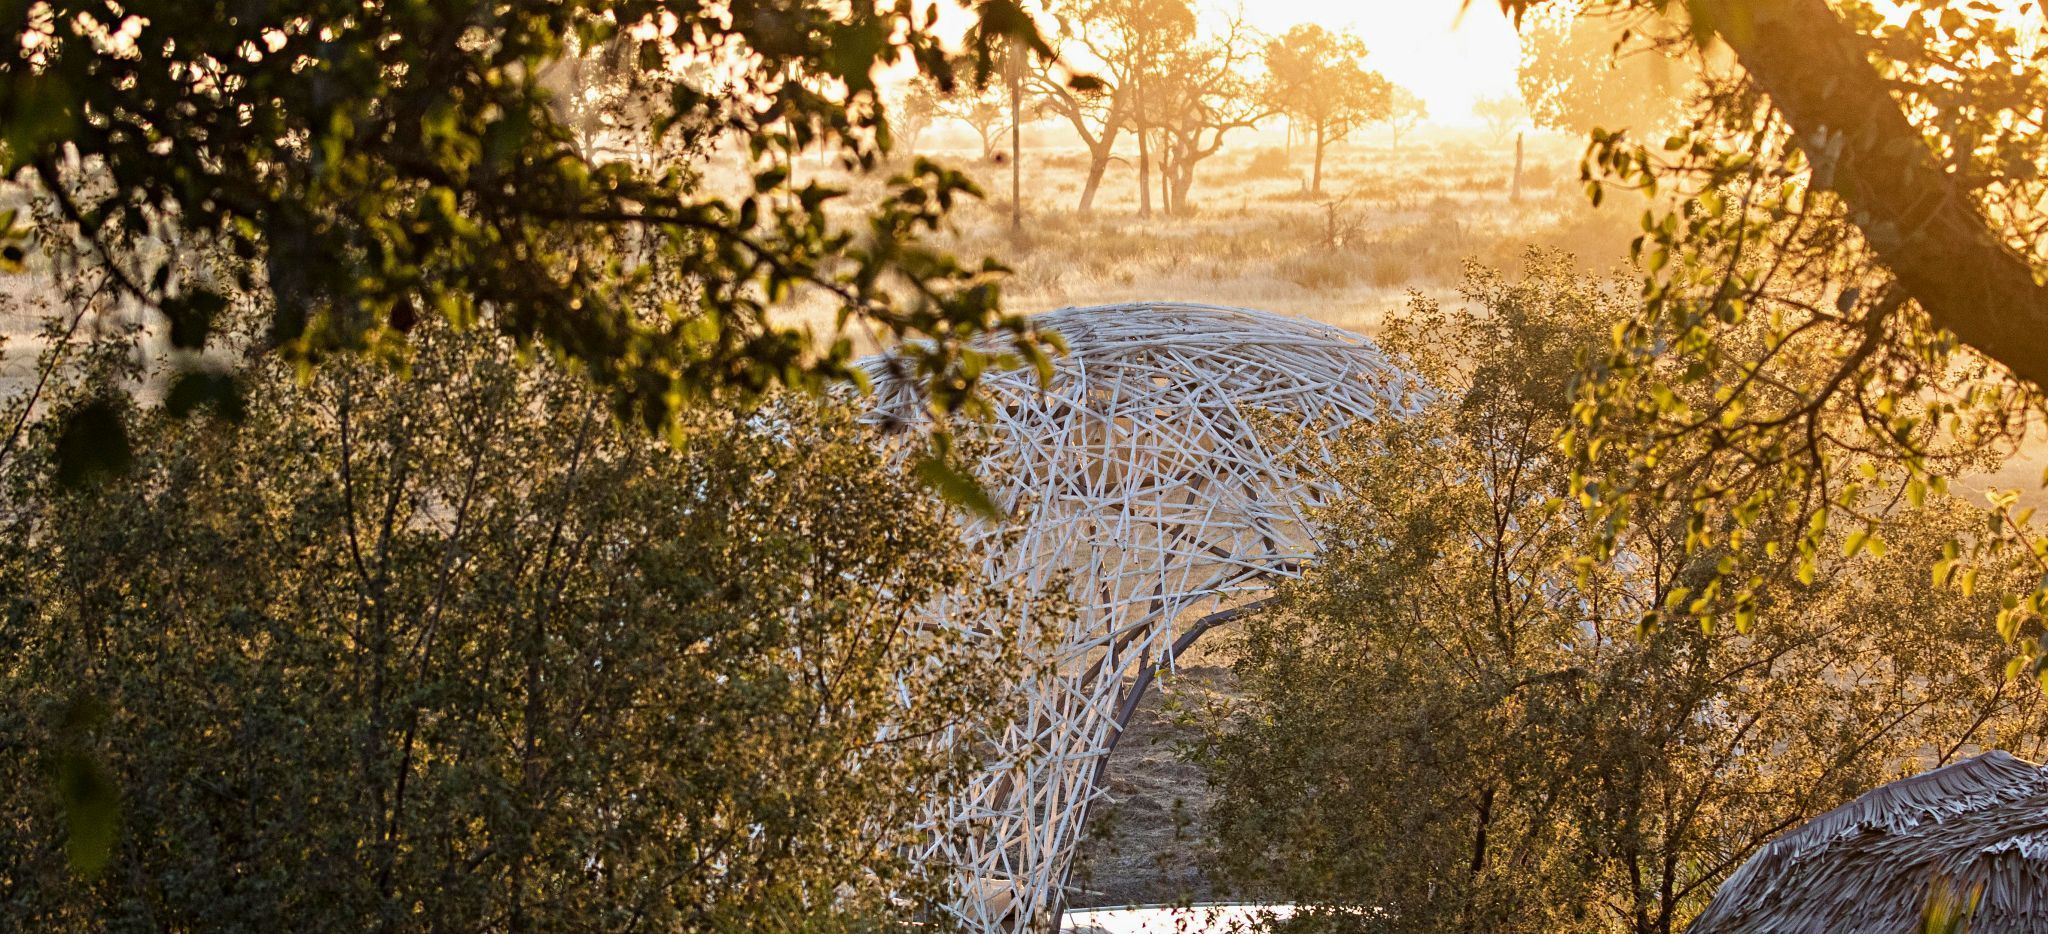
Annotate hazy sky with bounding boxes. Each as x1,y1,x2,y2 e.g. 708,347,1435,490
916,1,1529,128
1239,0,1525,125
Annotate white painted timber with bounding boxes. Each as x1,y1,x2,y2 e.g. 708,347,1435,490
859,302,1421,930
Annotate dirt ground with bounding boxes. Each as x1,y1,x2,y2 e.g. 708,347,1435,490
1065,664,1239,909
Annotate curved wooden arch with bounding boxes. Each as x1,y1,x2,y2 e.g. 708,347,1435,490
860,302,1423,930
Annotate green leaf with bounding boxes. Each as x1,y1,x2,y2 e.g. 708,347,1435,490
0,75,78,174
56,749,118,878
55,694,118,879
913,455,1004,521
0,208,26,273
163,288,228,350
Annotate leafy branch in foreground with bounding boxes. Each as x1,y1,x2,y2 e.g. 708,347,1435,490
0,0,1069,441
1486,0,2048,665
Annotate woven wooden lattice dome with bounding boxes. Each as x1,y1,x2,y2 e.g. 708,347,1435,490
859,302,1424,930
1693,751,2048,932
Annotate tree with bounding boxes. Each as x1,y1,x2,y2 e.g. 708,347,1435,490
1039,0,1196,217
891,76,948,157
1145,13,1268,215
0,0,1060,451
1472,93,1529,143
1380,85,1429,151
0,324,1035,925
1029,54,1127,214
1033,0,1147,215
1260,25,1391,195
1491,0,2048,665
938,73,1013,163
1516,3,1701,136
1005,37,1026,232
1198,255,2048,932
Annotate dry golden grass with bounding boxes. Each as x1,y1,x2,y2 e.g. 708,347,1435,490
929,128,1641,337
723,126,1649,345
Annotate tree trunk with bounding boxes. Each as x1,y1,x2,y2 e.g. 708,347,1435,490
1692,0,2048,389
1008,45,1023,233
1078,146,1110,215
1135,77,1152,218
1465,783,1496,929
1160,138,1172,214
1511,131,1523,203
1169,162,1193,216
1312,120,1326,195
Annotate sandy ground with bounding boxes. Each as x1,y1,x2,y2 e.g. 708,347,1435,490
1066,664,1238,908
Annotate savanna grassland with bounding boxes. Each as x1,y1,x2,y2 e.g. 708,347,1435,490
709,124,1640,343
0,130,1622,392
16,1,2048,930
943,133,1632,334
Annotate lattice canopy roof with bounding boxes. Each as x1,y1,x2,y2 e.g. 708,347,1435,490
860,302,1423,930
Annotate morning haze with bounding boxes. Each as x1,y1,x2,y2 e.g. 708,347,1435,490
5,1,2048,931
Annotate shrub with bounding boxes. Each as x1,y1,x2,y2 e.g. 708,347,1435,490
1197,254,2048,932
1242,148,1294,179
0,327,1022,929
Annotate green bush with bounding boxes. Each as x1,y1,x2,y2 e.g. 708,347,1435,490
0,328,1021,930
1197,255,2048,932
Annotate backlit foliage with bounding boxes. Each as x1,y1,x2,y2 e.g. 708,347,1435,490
0,325,1028,926
1200,256,2048,932
0,0,1062,434
1494,0,2048,672
1517,2,1704,137
1260,24,1390,195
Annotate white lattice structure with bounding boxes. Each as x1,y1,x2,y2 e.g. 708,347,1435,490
859,302,1423,930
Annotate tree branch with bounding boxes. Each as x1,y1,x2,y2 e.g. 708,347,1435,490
1689,0,2048,389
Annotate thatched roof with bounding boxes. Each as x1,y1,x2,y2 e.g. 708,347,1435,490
1691,751,2048,932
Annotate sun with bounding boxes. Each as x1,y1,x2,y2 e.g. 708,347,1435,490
1236,0,1524,125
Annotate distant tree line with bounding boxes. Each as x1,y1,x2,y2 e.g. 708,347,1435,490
896,1,1425,214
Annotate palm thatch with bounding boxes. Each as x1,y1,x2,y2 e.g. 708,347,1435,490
1691,751,2048,932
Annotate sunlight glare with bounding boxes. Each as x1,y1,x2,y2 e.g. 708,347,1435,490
1236,0,1523,125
